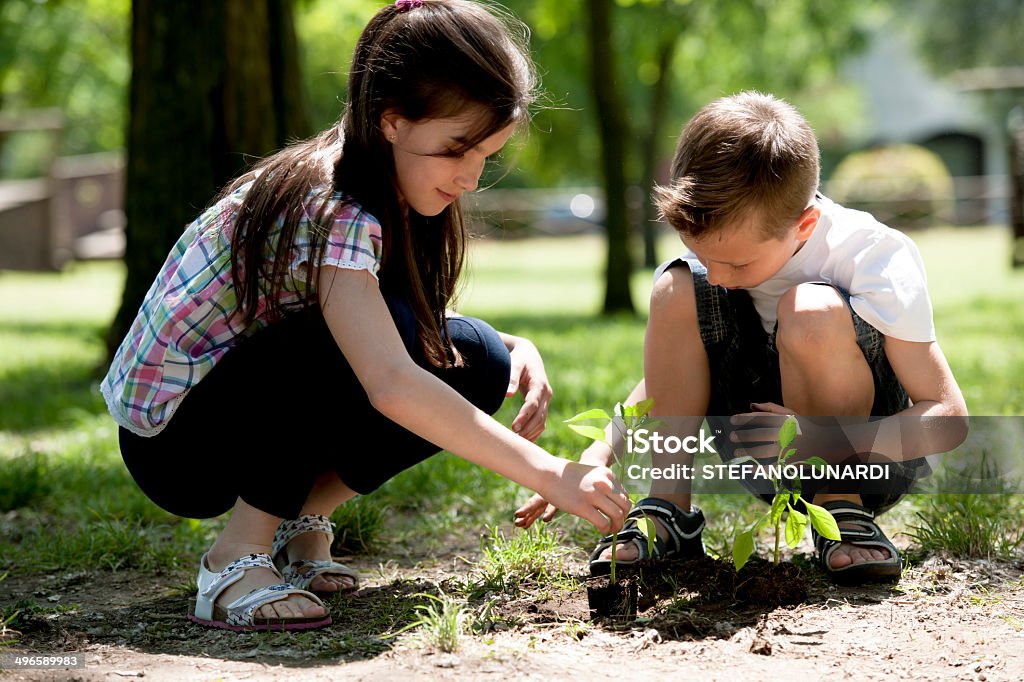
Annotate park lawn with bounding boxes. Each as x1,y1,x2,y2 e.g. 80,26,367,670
0,225,1022,573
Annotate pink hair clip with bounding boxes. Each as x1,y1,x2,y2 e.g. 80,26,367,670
395,0,424,11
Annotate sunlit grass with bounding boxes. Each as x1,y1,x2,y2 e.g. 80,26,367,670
1,225,1022,574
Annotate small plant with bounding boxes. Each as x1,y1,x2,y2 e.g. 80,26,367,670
330,496,388,555
565,399,657,584
908,493,1024,560
477,523,572,593
385,591,468,653
732,416,841,570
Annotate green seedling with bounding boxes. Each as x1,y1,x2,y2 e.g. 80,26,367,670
566,399,658,584
383,591,468,653
732,416,842,570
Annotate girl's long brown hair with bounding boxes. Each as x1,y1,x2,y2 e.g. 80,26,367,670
225,0,536,367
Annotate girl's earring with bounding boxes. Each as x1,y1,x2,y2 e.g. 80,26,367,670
388,134,396,142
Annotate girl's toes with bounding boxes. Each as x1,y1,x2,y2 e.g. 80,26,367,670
312,575,340,592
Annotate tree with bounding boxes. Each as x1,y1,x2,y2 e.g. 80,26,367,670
895,0,1024,266
106,0,309,360
586,0,634,313
508,0,875,314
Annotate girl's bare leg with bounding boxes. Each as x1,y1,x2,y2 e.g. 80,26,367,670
206,498,328,620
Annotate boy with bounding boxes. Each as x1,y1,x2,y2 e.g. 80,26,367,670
516,91,968,584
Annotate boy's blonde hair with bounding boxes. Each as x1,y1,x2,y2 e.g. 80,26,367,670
654,91,820,240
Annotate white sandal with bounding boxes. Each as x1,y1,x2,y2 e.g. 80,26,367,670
272,514,361,594
188,552,331,632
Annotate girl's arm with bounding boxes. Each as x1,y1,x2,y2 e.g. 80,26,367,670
319,266,631,533
513,379,642,528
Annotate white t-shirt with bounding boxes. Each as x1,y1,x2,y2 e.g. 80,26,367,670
736,196,935,342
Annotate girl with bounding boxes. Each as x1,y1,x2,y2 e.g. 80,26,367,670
102,0,630,633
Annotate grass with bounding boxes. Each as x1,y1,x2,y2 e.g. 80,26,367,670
0,225,1022,578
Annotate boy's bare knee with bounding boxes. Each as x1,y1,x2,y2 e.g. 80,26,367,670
776,284,854,355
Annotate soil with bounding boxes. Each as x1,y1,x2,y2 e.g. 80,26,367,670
2,545,1023,681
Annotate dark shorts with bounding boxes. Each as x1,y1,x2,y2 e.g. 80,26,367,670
656,257,927,511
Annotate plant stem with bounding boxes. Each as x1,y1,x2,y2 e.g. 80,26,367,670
774,518,781,566
610,532,618,584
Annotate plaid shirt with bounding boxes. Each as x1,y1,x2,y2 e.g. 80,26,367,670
101,182,383,436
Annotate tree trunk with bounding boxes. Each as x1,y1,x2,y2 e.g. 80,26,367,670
641,32,680,269
106,0,309,361
586,0,634,314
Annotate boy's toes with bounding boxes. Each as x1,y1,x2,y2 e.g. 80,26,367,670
828,543,891,569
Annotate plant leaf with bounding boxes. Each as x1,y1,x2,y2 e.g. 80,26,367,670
770,493,788,526
805,501,842,541
566,424,607,443
780,448,798,464
636,515,657,556
632,398,655,418
802,456,828,469
778,416,798,450
733,529,755,570
785,503,807,549
564,409,611,424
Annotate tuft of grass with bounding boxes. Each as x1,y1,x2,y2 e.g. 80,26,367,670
0,452,49,511
476,524,573,593
11,516,208,572
385,591,468,653
907,493,1024,561
331,496,388,555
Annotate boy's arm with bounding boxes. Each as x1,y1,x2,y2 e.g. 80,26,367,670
743,339,970,464
862,338,969,460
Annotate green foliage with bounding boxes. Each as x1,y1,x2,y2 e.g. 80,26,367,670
829,144,955,228
384,592,468,653
331,496,388,555
732,416,841,571
895,0,1022,73
477,524,574,592
565,399,656,583
908,493,1024,561
503,0,876,188
0,452,48,511
0,0,129,161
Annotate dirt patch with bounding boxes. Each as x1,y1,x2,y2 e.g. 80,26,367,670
2,551,1023,681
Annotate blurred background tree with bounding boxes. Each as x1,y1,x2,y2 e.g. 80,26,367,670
3,0,1014,332
0,0,128,172
105,0,309,357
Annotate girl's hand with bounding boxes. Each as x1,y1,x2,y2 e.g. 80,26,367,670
504,337,552,442
513,493,557,528
538,462,630,534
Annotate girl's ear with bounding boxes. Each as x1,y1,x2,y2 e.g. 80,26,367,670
380,110,404,142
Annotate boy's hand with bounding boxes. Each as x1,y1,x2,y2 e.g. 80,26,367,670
730,403,856,464
536,462,630,534
513,493,558,528
505,338,552,442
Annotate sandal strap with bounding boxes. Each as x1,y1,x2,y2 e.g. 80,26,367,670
223,583,325,627
590,498,705,562
626,497,704,555
272,514,335,559
811,501,900,572
281,559,361,592
194,552,287,623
